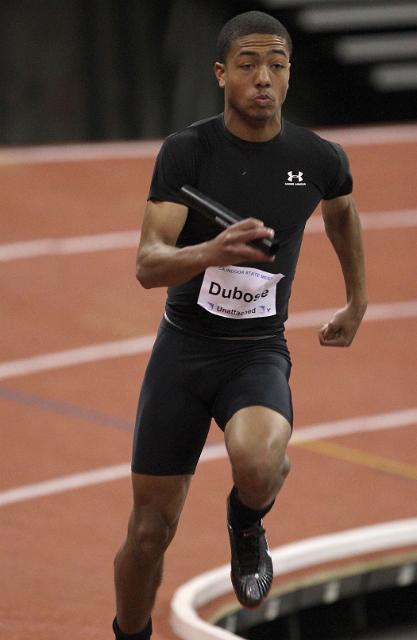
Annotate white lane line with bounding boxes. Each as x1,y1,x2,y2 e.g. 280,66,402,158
0,407,415,508
1,209,416,262
0,124,416,167
0,300,416,382
286,300,417,329
293,408,417,443
319,125,417,145
0,140,162,164
177,407,417,465
305,208,417,233
0,335,156,381
320,124,417,145
0,464,131,508
0,230,139,261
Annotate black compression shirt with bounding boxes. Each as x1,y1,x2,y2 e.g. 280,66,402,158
148,114,352,338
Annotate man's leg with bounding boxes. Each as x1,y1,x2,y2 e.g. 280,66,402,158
225,405,291,509
224,406,291,608
113,472,192,637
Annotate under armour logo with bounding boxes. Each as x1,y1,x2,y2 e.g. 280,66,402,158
287,171,304,182
285,170,306,187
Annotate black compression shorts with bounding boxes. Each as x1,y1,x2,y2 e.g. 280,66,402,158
131,317,293,476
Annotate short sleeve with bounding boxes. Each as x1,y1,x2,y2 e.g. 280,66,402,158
148,132,197,204
323,142,353,200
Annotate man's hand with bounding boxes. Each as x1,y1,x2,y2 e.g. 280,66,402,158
319,302,367,347
207,218,275,265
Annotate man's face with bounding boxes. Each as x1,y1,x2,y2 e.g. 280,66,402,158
215,33,291,124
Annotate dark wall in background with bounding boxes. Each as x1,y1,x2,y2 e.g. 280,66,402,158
0,0,415,146
0,0,228,145
0,1,88,144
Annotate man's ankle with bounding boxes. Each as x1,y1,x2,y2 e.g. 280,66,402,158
228,486,275,530
112,617,152,640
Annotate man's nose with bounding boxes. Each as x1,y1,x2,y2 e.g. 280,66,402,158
255,65,271,86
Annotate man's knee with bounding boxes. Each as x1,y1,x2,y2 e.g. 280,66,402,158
126,509,179,561
124,473,191,561
225,407,292,505
232,450,290,496
280,453,291,480
227,411,290,466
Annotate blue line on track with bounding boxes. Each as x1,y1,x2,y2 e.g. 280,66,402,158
0,386,134,431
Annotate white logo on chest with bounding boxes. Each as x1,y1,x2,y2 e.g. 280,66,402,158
285,170,306,186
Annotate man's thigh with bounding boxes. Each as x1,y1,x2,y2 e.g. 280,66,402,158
212,355,293,432
131,323,212,476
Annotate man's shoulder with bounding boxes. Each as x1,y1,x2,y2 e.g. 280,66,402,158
165,114,221,149
283,119,333,148
283,119,346,159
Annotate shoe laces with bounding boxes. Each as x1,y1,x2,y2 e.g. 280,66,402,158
235,522,265,574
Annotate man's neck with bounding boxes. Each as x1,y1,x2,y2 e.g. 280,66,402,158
223,110,282,142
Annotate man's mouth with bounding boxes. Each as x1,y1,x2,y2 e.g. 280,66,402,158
253,94,273,106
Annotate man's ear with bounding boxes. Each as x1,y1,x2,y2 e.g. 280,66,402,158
214,62,226,88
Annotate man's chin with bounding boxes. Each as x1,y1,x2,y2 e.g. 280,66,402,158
248,107,277,124
231,104,279,128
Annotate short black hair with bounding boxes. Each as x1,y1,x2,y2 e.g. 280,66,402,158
216,10,292,63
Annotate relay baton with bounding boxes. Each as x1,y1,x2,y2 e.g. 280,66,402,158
180,184,279,256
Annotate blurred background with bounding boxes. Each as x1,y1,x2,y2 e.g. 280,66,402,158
1,0,416,147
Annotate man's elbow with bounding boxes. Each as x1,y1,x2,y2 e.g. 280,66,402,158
136,270,153,289
135,259,154,289
136,272,148,289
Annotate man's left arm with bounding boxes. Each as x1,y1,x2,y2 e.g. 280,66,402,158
319,194,368,347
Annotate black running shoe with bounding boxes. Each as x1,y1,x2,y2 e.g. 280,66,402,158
227,500,273,608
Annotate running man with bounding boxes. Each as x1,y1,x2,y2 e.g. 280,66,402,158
113,10,368,640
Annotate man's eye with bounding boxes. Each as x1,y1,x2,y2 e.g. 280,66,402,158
240,63,253,69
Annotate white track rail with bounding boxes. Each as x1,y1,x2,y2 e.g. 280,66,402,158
171,518,417,640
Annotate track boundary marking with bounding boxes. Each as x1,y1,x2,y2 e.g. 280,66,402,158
170,518,417,640
0,300,416,382
0,230,140,262
0,140,162,164
1,208,416,262
298,440,417,481
0,386,133,430
0,407,415,508
0,123,416,166
0,335,156,382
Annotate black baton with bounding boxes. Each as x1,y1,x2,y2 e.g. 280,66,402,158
180,184,279,256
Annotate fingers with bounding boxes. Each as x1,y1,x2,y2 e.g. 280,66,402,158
319,304,365,348
224,218,274,241
319,322,347,347
231,217,270,231
217,218,275,263
319,321,353,347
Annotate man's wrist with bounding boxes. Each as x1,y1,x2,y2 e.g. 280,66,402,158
347,296,368,316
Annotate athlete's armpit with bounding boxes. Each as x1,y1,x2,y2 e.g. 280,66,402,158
135,200,189,287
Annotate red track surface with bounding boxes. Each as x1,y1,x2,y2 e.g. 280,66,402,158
0,127,416,639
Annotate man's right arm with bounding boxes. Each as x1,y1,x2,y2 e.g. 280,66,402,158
136,199,275,289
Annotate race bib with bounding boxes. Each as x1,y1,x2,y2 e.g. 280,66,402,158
197,266,285,320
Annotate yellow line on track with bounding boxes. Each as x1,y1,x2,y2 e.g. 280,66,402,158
296,440,417,481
